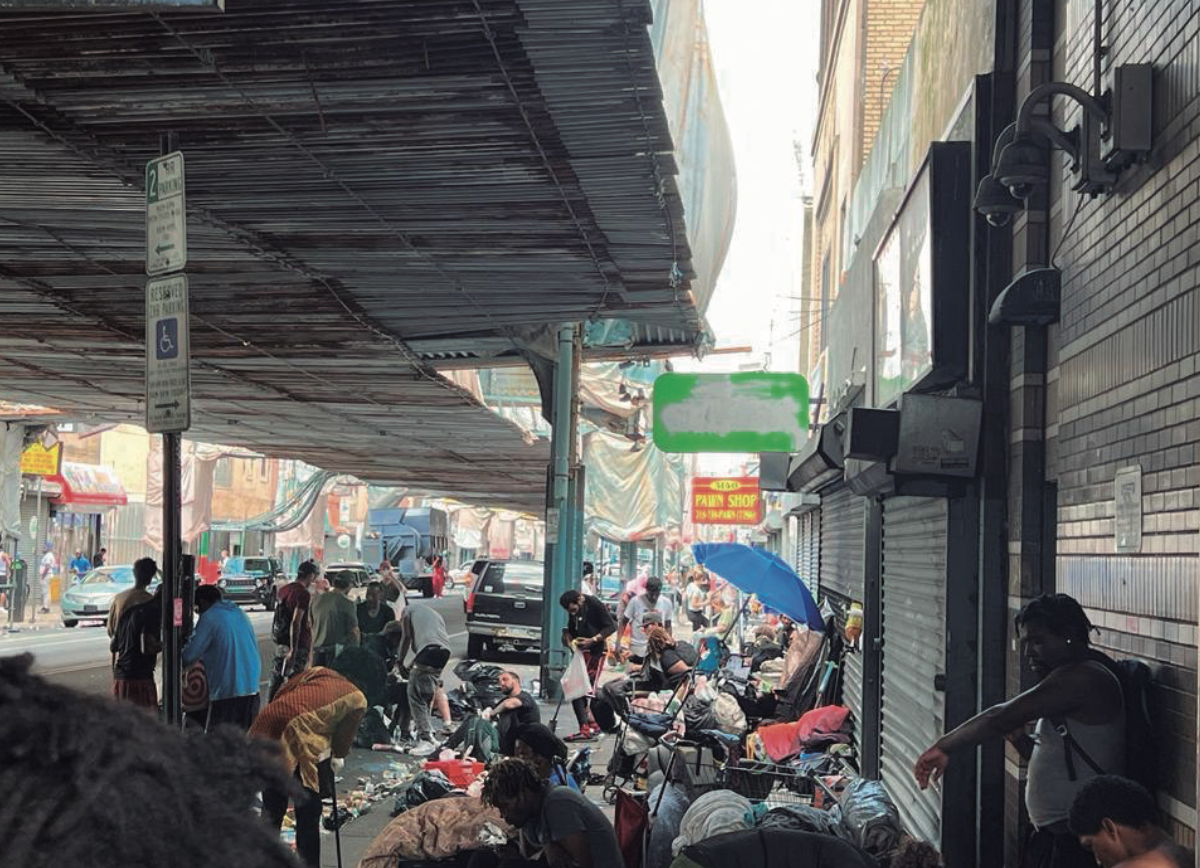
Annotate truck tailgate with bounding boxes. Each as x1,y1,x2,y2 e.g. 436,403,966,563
469,562,544,632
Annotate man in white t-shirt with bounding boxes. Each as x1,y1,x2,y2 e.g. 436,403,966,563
619,576,673,665
37,546,57,615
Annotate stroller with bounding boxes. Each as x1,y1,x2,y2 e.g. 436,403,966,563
598,677,690,804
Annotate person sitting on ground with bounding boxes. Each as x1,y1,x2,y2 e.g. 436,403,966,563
482,757,624,868
513,722,579,791
482,670,541,756
0,653,297,868
1069,775,1194,868
630,625,695,691
914,594,1126,868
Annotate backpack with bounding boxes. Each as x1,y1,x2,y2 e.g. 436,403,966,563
271,597,294,646
444,713,500,762
1050,651,1157,792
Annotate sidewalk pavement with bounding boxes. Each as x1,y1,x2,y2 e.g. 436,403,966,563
316,691,623,867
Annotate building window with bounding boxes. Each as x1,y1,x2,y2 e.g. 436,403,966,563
214,458,232,488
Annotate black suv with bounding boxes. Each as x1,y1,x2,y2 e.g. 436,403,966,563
464,559,544,660
217,556,287,609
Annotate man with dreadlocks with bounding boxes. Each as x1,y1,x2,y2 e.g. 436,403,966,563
480,757,622,868
0,653,297,868
914,593,1126,868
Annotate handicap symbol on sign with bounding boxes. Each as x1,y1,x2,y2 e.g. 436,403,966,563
156,318,179,360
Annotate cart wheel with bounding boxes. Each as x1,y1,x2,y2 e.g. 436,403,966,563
603,784,620,805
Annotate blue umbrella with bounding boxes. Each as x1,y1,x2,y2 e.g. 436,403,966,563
691,542,824,631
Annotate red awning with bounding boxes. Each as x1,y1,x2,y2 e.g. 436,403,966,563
49,462,128,508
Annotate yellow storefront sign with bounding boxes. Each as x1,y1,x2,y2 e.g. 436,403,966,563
21,441,62,476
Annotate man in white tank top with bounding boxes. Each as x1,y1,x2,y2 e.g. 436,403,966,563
914,594,1125,868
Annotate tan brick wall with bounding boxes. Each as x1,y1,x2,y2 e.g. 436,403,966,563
860,0,925,170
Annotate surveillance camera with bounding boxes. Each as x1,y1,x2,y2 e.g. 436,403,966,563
985,211,1012,228
1008,182,1034,199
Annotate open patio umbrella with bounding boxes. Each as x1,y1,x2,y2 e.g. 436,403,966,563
692,542,824,631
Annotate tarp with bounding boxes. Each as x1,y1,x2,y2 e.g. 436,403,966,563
584,429,685,542
144,438,215,550
692,542,823,630
0,424,22,542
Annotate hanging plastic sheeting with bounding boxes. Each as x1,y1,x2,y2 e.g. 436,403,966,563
144,438,216,552
487,517,514,559
0,424,23,542
277,483,327,551
451,506,487,551
647,0,737,315
514,518,537,557
584,429,685,542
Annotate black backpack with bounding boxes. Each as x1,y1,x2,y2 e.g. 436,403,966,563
271,598,293,646
1050,651,1157,792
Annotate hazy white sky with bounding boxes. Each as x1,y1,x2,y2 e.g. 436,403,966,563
687,0,820,376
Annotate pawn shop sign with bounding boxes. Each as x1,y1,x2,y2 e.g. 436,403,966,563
692,477,762,525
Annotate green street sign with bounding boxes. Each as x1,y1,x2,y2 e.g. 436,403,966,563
652,372,810,453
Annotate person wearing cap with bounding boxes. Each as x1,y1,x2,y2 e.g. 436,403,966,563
267,560,318,700
619,576,673,667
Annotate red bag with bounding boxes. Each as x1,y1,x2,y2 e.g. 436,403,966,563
614,789,648,868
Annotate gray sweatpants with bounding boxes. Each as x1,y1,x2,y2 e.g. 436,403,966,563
407,662,442,740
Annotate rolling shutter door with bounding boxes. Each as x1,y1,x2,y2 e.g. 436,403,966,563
800,509,820,596
820,486,866,757
19,494,49,561
819,487,864,600
879,496,947,845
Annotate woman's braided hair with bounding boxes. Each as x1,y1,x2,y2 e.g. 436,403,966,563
0,653,295,868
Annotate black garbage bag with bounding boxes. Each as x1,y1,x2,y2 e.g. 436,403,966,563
391,770,454,817
354,707,391,748
682,696,715,737
840,778,903,856
330,645,389,708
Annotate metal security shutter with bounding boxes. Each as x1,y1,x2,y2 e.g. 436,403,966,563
18,494,49,561
800,509,821,596
819,487,864,600
879,496,947,845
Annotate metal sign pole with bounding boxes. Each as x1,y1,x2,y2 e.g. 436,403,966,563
156,130,183,726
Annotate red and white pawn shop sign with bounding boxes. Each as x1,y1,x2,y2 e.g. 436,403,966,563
692,477,762,525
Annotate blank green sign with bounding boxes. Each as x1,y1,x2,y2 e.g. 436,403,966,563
652,372,810,453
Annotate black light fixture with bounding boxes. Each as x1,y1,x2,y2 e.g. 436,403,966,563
973,174,1024,227
996,131,1050,199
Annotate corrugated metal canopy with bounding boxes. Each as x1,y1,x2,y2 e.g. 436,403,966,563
0,0,704,512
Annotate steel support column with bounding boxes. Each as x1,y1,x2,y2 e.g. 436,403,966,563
540,324,578,698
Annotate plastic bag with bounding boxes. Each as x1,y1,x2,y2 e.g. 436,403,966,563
759,803,847,839
840,777,903,856
354,707,391,748
712,693,747,735
390,770,454,817
561,650,591,701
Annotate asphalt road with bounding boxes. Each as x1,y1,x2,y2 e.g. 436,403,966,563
2,592,473,696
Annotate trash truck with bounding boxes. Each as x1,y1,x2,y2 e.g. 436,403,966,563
361,507,449,598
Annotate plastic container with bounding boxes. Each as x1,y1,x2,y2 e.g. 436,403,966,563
422,759,485,789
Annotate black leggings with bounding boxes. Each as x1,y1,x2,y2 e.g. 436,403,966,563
262,767,323,868
687,610,709,631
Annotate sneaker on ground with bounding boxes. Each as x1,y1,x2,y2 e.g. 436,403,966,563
564,730,594,742
410,739,440,757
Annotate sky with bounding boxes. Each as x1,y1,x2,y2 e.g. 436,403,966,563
685,0,820,377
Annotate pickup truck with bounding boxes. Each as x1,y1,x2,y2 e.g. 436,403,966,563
463,559,544,660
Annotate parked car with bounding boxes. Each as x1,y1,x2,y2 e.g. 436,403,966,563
215,555,287,610
464,559,544,660
60,564,161,628
324,562,374,589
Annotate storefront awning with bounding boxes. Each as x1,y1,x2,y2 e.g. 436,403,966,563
49,462,127,509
